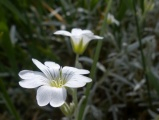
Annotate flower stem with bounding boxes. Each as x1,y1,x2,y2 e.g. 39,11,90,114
75,54,79,67
73,54,79,106
77,0,112,119
0,79,20,120
132,0,152,107
72,54,79,118
72,88,78,106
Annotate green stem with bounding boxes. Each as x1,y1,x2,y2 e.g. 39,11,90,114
75,96,86,120
77,0,112,120
132,0,152,107
0,79,20,120
75,54,79,67
140,0,144,14
72,89,78,107
72,54,79,119
73,54,79,106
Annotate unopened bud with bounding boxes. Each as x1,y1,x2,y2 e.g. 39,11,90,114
60,102,75,117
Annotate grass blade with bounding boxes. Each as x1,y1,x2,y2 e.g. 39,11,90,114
0,79,20,120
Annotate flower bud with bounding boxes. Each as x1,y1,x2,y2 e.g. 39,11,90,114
60,102,75,117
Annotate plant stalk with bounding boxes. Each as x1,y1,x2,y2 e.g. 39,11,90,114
132,0,152,107
77,0,112,119
72,54,79,119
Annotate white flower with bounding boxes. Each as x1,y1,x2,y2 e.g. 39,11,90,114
107,13,120,26
19,58,92,107
54,28,103,54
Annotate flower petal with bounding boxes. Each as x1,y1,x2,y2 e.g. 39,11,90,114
70,36,82,45
50,87,66,107
70,29,82,45
32,58,52,80
114,20,120,26
44,62,60,79
71,28,82,36
64,74,91,88
49,68,60,80
19,79,47,88
54,30,72,36
19,70,49,88
82,33,103,45
72,75,92,83
44,61,60,69
65,74,92,83
64,80,86,88
19,70,47,80
82,30,93,34
62,66,90,75
94,35,103,39
36,86,53,106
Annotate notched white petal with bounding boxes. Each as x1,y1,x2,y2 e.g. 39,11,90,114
94,35,103,39
54,30,71,36
82,30,93,34
36,86,52,106
70,36,82,45
32,58,46,72
65,74,91,83
19,79,46,88
64,80,86,88
50,87,66,107
71,28,82,35
44,61,60,69
64,74,91,88
32,58,52,79
62,66,90,74
19,70,46,80
72,75,92,83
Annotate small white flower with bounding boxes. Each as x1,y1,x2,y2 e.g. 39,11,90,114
107,13,120,26
54,28,103,54
19,58,92,107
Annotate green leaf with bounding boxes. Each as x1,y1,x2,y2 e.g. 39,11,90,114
0,0,26,24
0,22,18,78
117,0,133,20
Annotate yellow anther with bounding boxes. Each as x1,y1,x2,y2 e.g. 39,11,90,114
50,79,64,88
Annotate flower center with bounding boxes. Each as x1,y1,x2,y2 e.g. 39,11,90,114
50,78,65,88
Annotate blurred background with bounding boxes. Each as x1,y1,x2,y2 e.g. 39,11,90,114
1,0,159,120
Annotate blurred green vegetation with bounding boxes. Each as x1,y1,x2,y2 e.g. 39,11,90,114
0,0,159,120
